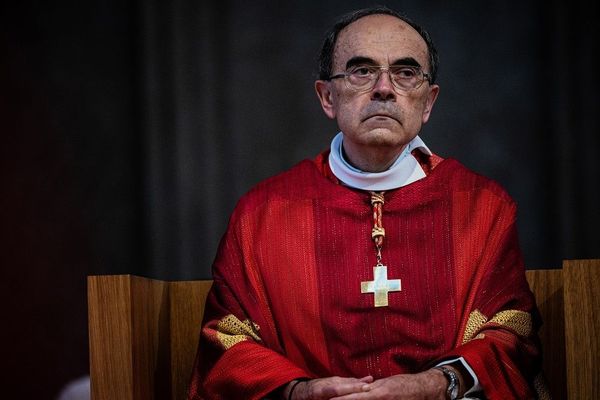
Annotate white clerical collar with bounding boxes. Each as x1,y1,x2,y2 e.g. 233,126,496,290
328,132,432,191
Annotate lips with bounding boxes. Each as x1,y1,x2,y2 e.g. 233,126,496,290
369,113,393,119
363,113,399,123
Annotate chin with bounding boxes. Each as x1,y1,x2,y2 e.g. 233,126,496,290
360,129,411,148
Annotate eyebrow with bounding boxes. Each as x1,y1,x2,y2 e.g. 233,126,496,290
392,57,422,68
345,56,422,69
345,56,377,69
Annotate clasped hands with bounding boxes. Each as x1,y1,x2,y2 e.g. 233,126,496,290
283,369,449,400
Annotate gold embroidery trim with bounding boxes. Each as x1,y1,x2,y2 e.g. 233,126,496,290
462,309,532,344
215,314,261,350
462,309,488,343
489,309,532,337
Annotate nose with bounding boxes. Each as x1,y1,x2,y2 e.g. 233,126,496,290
371,69,396,101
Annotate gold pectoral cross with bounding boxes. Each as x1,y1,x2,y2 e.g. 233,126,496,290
361,265,401,307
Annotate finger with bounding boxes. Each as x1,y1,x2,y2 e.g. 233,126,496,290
320,381,371,397
358,375,374,383
329,392,370,400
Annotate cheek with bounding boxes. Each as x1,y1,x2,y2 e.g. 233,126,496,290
333,95,361,122
334,107,354,131
402,95,429,123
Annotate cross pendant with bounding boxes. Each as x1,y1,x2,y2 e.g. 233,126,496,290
361,265,401,307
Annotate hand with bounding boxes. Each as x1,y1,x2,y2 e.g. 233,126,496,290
328,369,448,400
285,375,374,400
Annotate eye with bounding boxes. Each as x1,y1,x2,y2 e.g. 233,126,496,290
391,66,419,79
349,65,376,77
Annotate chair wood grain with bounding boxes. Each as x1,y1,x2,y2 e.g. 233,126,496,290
88,275,211,400
169,280,212,400
525,268,566,400
88,275,138,400
563,259,600,399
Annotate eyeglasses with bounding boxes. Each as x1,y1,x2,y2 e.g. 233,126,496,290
326,65,431,93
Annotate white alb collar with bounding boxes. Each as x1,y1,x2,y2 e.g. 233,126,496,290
328,132,432,191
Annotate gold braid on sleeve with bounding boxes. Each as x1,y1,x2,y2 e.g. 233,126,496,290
462,309,533,344
215,314,262,350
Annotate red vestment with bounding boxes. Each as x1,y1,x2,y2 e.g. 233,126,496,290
188,151,543,400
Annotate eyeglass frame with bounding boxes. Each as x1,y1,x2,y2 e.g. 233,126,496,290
325,64,432,93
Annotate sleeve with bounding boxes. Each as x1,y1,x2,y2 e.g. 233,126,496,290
436,205,546,400
187,208,311,400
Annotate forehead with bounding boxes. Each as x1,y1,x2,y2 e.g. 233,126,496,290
333,14,429,68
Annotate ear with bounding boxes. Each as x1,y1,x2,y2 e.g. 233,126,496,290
421,84,440,124
315,80,336,120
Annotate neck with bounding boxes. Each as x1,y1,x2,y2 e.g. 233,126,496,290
343,143,407,173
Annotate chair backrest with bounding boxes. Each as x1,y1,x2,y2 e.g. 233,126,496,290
88,259,599,400
525,268,565,399
561,259,600,399
88,275,211,400
524,259,600,400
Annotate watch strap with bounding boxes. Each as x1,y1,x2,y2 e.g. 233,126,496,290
434,366,460,400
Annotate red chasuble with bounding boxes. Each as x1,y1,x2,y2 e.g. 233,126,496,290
188,151,544,400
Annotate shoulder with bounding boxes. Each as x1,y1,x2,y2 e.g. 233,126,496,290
439,158,516,209
231,157,325,218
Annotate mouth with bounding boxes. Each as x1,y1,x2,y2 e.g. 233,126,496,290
363,113,398,123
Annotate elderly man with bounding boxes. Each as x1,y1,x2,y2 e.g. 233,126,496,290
188,6,544,400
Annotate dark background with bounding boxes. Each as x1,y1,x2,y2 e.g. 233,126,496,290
1,0,598,398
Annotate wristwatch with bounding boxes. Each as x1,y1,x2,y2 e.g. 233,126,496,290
434,366,460,400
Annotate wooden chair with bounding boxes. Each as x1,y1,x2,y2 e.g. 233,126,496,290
88,259,600,399
88,275,212,400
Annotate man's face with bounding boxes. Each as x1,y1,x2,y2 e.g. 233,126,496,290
316,14,439,158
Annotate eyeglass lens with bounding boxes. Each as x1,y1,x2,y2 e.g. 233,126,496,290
346,66,425,91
